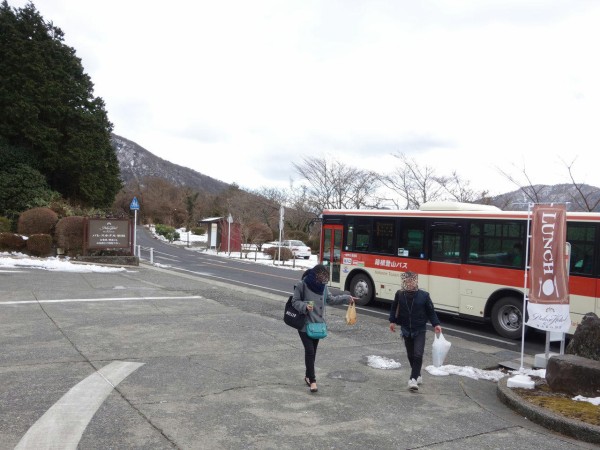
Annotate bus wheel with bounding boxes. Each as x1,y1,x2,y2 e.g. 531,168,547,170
491,297,523,339
349,274,374,306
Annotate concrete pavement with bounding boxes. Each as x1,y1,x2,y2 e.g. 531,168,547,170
0,262,596,449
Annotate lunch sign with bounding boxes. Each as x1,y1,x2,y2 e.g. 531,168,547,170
526,204,570,333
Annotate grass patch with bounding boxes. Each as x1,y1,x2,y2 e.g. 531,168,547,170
513,380,600,426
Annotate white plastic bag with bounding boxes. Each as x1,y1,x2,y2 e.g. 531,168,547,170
431,332,451,367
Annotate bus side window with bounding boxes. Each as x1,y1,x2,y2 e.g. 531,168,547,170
509,243,523,267
431,230,461,263
354,218,371,252
567,223,596,276
372,220,395,255
399,219,426,258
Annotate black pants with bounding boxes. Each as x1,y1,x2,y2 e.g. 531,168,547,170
403,331,426,380
298,330,320,383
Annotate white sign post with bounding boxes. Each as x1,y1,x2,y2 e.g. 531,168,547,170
130,197,140,256
278,206,284,263
227,213,233,256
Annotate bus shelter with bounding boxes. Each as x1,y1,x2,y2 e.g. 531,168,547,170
199,216,241,253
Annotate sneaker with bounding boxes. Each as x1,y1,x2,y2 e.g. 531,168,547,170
417,376,422,385
408,378,419,391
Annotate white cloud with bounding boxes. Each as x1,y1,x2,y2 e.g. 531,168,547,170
9,0,600,195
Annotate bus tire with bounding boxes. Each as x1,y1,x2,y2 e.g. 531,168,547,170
491,297,523,339
349,273,374,306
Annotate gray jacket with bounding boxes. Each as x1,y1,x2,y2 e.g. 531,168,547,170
291,281,352,333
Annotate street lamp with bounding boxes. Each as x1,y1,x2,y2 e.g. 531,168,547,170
227,213,233,256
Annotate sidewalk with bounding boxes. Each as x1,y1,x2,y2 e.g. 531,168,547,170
0,263,596,449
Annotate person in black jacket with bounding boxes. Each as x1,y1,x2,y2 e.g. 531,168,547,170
389,271,442,391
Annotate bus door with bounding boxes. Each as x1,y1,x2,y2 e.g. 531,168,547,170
428,223,463,313
322,224,343,285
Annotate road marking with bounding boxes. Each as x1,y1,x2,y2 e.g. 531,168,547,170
173,267,284,292
15,361,144,450
154,255,181,262
358,307,516,345
0,295,202,305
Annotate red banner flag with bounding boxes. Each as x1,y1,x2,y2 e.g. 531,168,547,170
527,204,570,332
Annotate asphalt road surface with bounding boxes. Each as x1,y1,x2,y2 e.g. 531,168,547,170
135,226,563,359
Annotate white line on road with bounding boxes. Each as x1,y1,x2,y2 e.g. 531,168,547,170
15,361,144,450
357,306,516,346
0,295,202,305
153,255,181,262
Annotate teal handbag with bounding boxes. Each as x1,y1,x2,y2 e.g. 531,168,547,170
306,322,328,339
306,286,328,338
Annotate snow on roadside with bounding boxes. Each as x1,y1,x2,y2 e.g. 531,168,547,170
0,252,126,273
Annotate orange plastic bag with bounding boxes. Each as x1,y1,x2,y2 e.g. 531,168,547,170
346,303,357,325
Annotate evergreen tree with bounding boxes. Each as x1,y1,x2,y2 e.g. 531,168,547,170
0,139,59,219
0,1,121,207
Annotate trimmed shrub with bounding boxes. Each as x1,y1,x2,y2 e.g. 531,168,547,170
0,216,11,232
264,246,293,261
191,226,206,235
55,216,85,256
0,232,26,251
17,207,58,236
26,234,53,257
155,224,180,242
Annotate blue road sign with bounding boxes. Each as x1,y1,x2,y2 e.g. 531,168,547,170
130,197,140,210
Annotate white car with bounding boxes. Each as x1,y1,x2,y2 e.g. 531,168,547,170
269,240,312,259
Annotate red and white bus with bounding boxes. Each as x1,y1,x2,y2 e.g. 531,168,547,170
319,202,600,339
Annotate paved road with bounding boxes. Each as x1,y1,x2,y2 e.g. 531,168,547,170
135,226,309,296
135,226,560,358
0,262,593,449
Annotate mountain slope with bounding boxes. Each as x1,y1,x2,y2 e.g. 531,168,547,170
489,184,600,212
110,133,599,211
111,134,230,195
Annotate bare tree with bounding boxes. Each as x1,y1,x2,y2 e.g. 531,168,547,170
285,183,318,235
379,153,447,209
497,164,546,205
244,221,273,253
120,177,186,225
184,190,200,230
293,156,380,212
497,158,600,211
436,171,487,203
250,186,288,234
563,158,600,212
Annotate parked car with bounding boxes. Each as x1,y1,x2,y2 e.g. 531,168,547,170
266,240,312,259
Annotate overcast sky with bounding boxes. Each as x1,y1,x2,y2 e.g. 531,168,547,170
10,1,600,197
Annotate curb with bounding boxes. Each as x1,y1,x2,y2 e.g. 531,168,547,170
496,376,600,445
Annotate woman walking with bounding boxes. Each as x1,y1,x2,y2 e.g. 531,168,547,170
292,264,356,393
389,271,442,391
